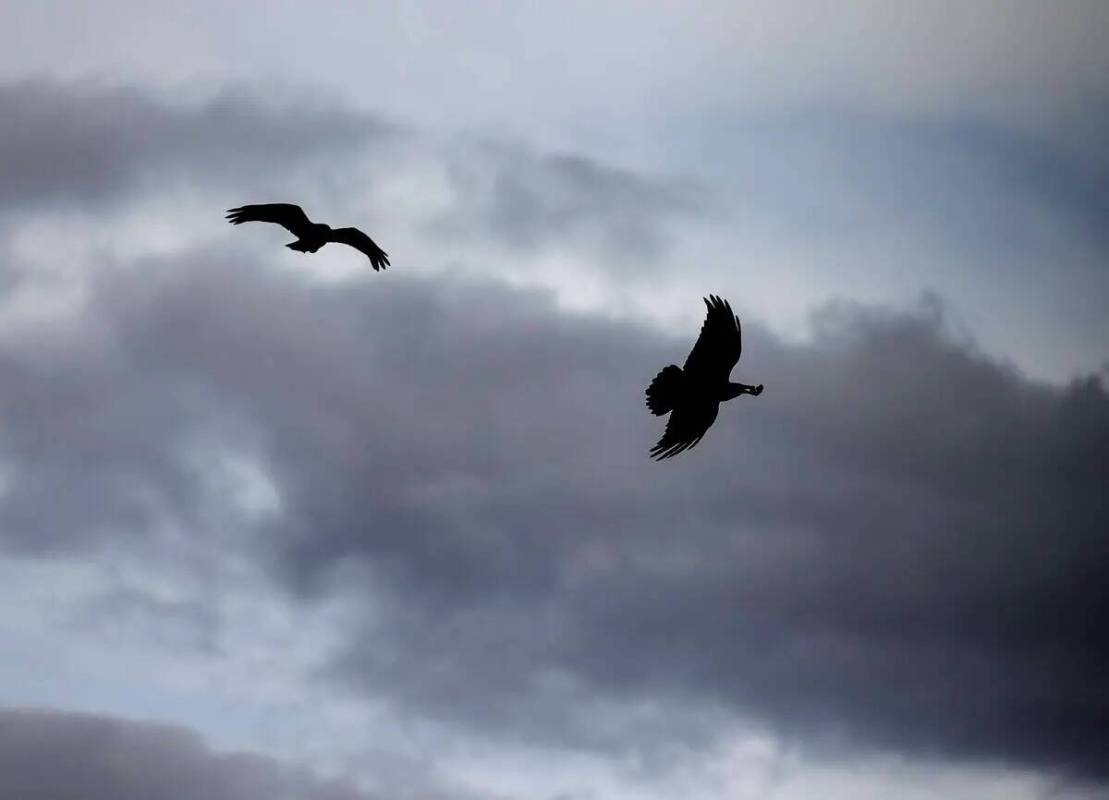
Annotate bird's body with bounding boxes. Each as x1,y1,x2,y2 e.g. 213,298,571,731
226,203,390,270
284,222,333,253
646,295,763,460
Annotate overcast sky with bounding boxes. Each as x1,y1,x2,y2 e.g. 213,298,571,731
1,3,1107,799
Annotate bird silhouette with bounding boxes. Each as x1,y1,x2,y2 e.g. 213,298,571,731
226,203,390,271
646,295,763,460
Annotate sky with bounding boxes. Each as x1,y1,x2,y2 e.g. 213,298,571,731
0,3,1106,799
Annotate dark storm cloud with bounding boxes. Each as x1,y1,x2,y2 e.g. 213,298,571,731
0,708,374,800
0,311,221,555
428,140,705,265
1,249,1105,780
0,80,393,213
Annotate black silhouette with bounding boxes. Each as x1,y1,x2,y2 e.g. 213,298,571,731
646,295,763,460
226,204,390,271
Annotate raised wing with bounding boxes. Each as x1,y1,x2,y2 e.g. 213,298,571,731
683,295,742,381
328,227,390,271
225,204,313,237
649,402,719,460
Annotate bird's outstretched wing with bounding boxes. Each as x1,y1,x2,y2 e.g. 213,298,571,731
683,295,742,381
649,403,719,460
225,204,314,237
328,227,390,271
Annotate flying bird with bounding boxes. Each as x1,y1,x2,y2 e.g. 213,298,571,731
226,203,390,271
645,295,763,460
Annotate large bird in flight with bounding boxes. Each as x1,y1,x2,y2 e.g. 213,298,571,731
226,203,390,271
645,295,763,460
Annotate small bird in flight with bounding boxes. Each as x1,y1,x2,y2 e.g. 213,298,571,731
646,295,763,460
226,203,390,271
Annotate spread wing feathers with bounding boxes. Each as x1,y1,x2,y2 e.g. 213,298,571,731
225,204,314,237
683,294,742,380
649,403,719,460
328,227,391,271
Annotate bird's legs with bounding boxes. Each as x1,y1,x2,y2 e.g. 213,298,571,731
286,239,323,253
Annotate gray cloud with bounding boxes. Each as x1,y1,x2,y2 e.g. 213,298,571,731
0,78,703,287
0,707,374,800
3,2,1108,162
427,139,705,266
0,80,393,214
1,247,1105,784
62,583,223,654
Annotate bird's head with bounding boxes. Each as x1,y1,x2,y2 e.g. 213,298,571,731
724,382,763,400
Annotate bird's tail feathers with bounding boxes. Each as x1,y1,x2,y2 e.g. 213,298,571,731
646,365,683,416
286,240,312,252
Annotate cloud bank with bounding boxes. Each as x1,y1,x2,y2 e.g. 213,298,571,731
2,244,1105,783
